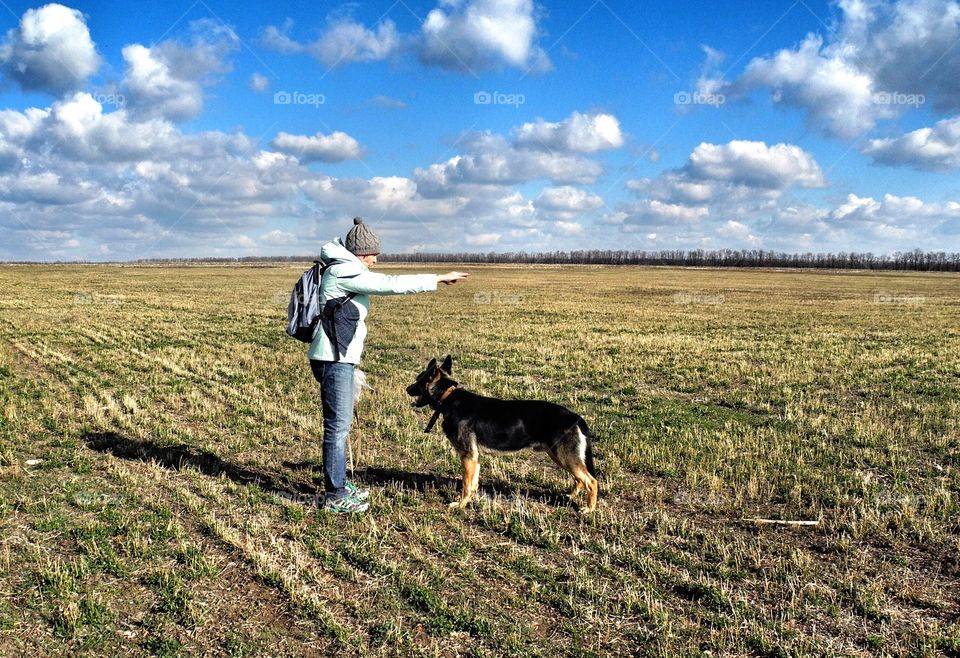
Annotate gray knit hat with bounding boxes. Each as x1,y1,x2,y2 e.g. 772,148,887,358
344,217,381,256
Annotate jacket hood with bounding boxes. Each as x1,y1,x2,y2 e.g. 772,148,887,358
320,238,362,267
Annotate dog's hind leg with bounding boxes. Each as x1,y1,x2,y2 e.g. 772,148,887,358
450,455,479,509
571,465,598,513
549,451,584,500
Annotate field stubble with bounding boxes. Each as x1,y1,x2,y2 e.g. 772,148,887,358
0,263,957,657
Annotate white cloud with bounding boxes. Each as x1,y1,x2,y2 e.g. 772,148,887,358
260,20,303,54
370,95,407,110
830,192,960,223
685,140,825,190
711,0,960,139
735,34,882,139
270,131,364,163
224,235,256,249
249,72,269,93
717,219,759,244
554,221,584,234
260,229,298,245
0,171,95,205
419,0,549,72
310,18,401,67
831,193,883,221
121,19,238,122
0,92,178,163
262,0,548,73
0,3,100,94
416,132,604,190
465,232,501,246
535,186,604,212
514,112,624,153
863,115,960,170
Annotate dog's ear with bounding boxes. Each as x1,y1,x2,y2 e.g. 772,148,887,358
441,355,453,374
426,358,437,373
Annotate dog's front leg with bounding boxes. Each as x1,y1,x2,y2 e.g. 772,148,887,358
450,455,479,509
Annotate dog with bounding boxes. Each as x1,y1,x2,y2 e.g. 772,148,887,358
406,355,599,513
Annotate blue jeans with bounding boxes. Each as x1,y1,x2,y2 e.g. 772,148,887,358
310,359,354,500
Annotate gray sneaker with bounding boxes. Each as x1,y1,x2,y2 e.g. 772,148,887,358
323,494,369,514
345,481,369,501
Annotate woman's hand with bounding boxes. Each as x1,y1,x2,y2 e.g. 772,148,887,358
438,271,470,285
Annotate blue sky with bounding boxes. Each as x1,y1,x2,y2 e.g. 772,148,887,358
0,0,958,260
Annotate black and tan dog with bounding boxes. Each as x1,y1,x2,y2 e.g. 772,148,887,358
406,356,599,513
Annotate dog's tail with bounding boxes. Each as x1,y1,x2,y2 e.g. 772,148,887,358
578,418,598,480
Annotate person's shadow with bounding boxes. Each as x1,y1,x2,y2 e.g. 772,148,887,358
82,432,571,508
81,431,318,498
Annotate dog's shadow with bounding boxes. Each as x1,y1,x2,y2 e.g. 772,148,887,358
82,432,572,508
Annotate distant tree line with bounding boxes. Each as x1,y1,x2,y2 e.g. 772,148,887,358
383,248,960,271
5,248,959,271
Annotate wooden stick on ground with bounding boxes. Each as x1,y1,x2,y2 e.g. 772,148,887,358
742,518,820,526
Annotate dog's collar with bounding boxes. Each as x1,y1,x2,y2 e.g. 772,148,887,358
437,384,457,404
424,385,457,433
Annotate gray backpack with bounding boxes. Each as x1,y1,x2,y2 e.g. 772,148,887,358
286,261,356,357
286,261,326,343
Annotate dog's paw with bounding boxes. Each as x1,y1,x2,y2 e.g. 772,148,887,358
578,506,595,515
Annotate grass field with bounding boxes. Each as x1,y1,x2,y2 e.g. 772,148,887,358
0,263,958,657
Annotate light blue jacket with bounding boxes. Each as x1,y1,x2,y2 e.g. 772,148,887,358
307,238,438,364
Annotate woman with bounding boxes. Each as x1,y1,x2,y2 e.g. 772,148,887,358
309,217,469,513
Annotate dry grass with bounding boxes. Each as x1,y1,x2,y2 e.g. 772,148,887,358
0,263,958,657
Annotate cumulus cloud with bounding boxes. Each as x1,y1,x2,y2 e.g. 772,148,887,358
310,19,401,67
261,0,549,73
534,186,604,223
609,140,827,241
709,0,960,138
514,112,624,153
465,232,501,246
0,3,101,95
734,34,883,139
270,131,364,163
831,192,960,223
419,0,549,72
121,19,239,122
259,20,303,54
415,132,603,191
684,140,825,190
862,115,960,170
